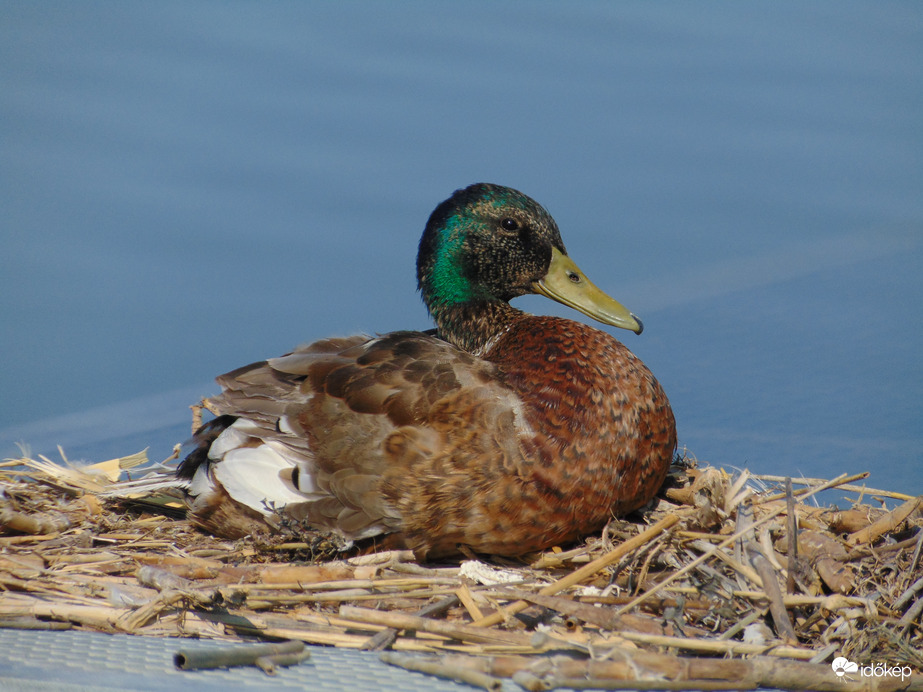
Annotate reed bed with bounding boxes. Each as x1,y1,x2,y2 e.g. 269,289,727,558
1,447,921,691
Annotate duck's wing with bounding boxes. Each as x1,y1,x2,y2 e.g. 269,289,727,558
182,331,532,548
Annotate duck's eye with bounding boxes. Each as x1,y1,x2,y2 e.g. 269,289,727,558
500,217,520,232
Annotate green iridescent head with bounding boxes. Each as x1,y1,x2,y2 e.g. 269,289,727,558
416,183,643,340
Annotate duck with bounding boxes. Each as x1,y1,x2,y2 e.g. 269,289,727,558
176,183,676,559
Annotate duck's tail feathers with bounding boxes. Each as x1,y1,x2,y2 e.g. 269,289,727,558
177,414,238,480
99,415,237,503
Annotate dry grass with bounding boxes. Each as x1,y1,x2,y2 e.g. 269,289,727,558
1,447,921,691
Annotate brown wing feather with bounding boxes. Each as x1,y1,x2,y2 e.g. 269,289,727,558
202,331,531,550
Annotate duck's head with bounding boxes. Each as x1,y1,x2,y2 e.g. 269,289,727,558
417,183,643,348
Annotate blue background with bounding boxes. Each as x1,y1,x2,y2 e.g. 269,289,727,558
2,3,921,494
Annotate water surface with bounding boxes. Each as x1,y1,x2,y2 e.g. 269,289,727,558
2,2,921,494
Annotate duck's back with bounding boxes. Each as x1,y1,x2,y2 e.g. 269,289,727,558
182,317,675,558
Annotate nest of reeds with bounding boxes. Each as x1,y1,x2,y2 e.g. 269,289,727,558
1,446,921,691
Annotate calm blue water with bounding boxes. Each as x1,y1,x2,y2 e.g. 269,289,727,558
1,2,921,495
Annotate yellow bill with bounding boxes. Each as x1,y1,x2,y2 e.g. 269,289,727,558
532,247,643,334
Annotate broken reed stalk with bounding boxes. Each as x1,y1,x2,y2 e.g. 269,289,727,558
786,476,797,594
254,650,313,676
748,546,798,644
440,652,923,692
756,471,870,503
246,588,461,608
360,594,459,651
615,472,859,617
200,608,483,652
513,675,755,690
895,575,923,611
693,541,762,586
3,597,137,632
847,495,922,546
899,596,923,629
750,473,916,502
3,591,188,634
216,623,390,650
173,639,307,671
610,631,814,659
496,589,672,636
339,605,534,647
455,583,485,621
0,502,70,535
0,616,73,630
137,565,197,591
471,513,680,628
707,589,871,609
380,652,503,691
910,528,923,573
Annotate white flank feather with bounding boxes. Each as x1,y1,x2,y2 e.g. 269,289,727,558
186,460,216,499
207,423,253,460
213,444,306,515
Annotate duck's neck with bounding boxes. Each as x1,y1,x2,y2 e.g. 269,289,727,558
431,301,525,356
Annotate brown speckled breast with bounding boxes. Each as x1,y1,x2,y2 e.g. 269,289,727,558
380,315,676,558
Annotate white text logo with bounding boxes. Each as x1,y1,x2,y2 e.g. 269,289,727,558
831,657,912,682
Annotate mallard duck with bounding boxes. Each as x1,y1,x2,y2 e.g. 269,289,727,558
178,183,676,558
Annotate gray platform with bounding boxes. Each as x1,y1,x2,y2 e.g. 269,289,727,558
0,628,523,691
